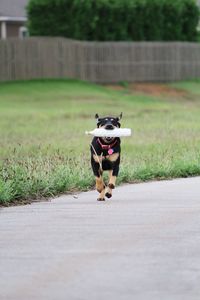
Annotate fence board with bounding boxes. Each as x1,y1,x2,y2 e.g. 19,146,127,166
0,38,200,83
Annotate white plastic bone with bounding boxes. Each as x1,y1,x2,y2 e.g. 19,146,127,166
85,128,132,137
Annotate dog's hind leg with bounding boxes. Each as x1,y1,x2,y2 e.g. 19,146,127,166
105,186,112,199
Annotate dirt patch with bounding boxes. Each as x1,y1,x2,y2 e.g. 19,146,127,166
106,85,125,92
131,83,187,97
106,83,188,98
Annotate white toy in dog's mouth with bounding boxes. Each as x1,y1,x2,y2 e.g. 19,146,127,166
85,128,132,137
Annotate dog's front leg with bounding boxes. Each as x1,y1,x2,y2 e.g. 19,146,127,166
96,176,105,201
106,153,119,193
98,186,105,201
96,176,105,193
105,170,116,198
108,172,117,189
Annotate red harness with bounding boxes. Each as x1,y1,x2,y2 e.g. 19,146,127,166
97,138,117,150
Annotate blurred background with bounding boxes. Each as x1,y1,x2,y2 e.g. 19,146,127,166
1,0,200,205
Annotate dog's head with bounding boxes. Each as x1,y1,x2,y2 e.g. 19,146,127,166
95,113,122,143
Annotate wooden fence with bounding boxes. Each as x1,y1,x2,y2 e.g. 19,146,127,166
0,37,200,83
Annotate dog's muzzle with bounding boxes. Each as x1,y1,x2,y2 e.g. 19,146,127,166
105,124,114,130
103,124,115,142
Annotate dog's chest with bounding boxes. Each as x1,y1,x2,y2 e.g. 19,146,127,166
93,152,119,163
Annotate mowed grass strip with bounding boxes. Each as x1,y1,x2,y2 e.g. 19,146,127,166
0,79,200,205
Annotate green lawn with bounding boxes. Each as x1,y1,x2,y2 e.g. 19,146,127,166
1,79,200,205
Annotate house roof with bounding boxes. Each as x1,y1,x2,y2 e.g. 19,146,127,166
0,0,28,18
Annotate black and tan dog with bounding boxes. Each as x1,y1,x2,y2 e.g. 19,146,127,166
90,113,122,201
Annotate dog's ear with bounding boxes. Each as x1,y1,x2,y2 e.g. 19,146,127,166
95,114,100,127
116,112,123,121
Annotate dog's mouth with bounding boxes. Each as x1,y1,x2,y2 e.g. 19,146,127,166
102,136,115,144
100,124,116,143
105,137,113,142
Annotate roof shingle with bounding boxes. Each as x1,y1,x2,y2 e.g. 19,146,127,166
0,0,28,18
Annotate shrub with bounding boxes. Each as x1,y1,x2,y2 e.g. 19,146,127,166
27,0,199,41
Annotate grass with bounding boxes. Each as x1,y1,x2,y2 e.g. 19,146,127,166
1,79,200,205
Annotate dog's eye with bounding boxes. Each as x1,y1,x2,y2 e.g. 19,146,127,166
111,119,114,121
105,118,108,121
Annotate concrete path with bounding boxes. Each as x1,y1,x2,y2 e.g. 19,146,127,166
1,177,200,300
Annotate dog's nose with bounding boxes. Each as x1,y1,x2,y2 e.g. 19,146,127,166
105,124,114,130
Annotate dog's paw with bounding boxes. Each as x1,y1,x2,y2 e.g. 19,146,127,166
108,183,115,189
105,192,112,199
97,197,105,201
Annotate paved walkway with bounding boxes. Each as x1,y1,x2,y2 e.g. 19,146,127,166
1,177,200,300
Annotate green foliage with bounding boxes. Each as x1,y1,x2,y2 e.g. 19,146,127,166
27,0,199,41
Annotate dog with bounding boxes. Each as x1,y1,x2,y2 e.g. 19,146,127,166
90,113,122,201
